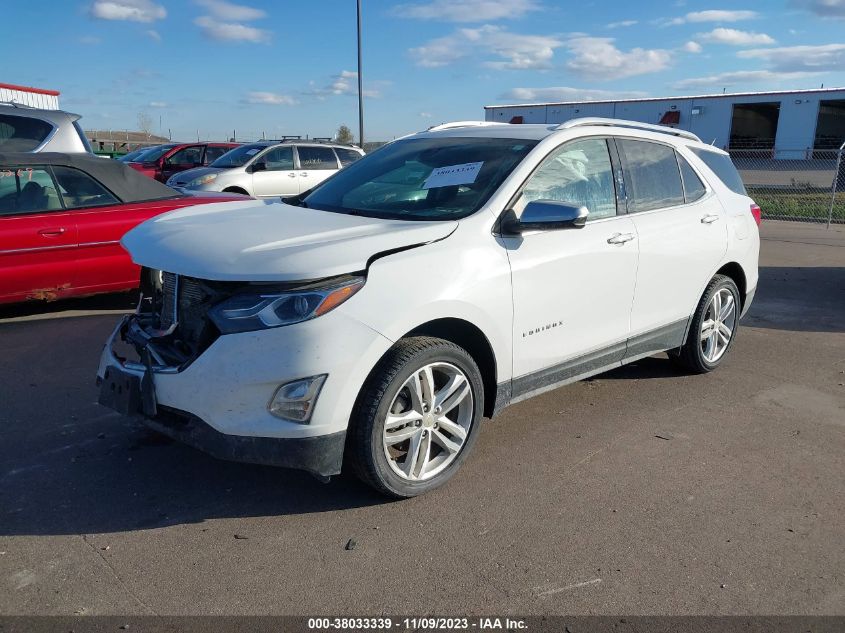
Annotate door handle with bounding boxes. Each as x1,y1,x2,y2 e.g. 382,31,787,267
287,173,296,178
299,172,308,177
38,228,66,237
607,232,635,245
701,214,720,224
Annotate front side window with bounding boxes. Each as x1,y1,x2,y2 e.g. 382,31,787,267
335,147,363,167
617,139,685,213
0,114,54,152
301,137,538,221
257,146,294,171
297,146,339,170
515,138,617,221
166,146,203,166
51,166,119,209
678,153,707,203
0,167,62,215
210,143,267,168
204,145,232,164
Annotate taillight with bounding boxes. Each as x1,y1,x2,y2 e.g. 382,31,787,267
750,203,762,227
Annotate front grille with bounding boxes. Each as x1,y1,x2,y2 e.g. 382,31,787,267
159,271,178,330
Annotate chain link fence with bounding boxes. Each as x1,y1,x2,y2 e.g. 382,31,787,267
730,144,845,227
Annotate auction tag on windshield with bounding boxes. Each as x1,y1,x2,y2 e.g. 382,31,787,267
246,148,260,155
423,162,483,189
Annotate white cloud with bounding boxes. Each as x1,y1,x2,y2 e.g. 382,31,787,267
607,20,638,28
790,0,845,18
90,0,166,22
410,25,563,69
682,40,703,53
145,29,161,41
149,101,167,108
419,112,433,118
674,69,822,90
737,43,845,71
194,15,270,42
244,92,297,105
667,9,757,25
194,0,265,21
392,0,539,22
307,71,385,98
564,37,672,79
699,28,775,45
500,86,649,102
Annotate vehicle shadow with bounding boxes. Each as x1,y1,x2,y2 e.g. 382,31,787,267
0,291,138,322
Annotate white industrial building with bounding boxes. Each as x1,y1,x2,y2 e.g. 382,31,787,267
485,87,845,158
0,82,60,110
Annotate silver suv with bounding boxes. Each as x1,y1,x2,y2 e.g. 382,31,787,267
166,140,364,197
0,103,93,153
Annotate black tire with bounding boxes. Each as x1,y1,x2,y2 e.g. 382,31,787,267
672,274,741,374
222,187,249,195
346,336,484,498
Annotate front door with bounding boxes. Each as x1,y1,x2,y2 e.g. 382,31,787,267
503,138,639,394
0,166,78,303
251,146,298,197
615,139,728,351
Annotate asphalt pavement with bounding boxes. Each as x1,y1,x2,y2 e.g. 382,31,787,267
1,221,843,616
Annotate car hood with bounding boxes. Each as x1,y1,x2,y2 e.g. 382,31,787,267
168,166,223,184
122,198,458,282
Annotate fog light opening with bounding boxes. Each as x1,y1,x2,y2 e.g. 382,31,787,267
268,375,327,424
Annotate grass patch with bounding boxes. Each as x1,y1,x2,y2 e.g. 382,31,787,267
747,186,844,222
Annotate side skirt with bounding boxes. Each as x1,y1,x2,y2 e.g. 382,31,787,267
494,318,689,413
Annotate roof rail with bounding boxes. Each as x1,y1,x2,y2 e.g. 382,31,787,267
427,121,504,132
555,117,701,142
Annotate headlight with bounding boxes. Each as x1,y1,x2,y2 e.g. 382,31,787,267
188,173,218,187
209,277,364,334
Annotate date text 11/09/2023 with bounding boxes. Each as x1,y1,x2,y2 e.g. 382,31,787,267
307,617,528,630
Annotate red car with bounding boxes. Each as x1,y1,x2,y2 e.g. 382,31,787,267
127,142,239,183
0,152,243,304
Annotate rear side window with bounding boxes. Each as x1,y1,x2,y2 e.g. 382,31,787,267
0,167,62,215
0,114,54,152
297,146,339,170
334,147,363,167
617,139,684,212
690,148,746,195
52,166,120,209
677,154,707,202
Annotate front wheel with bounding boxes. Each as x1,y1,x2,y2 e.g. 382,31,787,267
347,337,484,498
672,274,740,374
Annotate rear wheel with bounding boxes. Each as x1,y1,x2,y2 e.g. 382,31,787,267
672,274,740,373
347,337,483,498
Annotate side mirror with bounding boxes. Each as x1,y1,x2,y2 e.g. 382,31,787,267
501,200,589,234
249,162,267,173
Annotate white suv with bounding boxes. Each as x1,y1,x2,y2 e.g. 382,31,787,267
166,140,364,197
97,118,760,498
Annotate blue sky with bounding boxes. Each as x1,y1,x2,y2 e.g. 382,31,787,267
5,0,845,142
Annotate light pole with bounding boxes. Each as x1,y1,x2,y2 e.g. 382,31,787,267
357,0,364,147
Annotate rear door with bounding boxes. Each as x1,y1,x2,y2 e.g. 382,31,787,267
617,137,728,356
250,146,297,196
295,146,340,193
0,166,78,302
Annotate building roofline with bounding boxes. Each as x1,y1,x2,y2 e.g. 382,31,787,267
484,86,845,110
0,82,61,97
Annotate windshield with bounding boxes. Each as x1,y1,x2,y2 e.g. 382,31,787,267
300,137,537,221
135,144,176,163
211,143,268,168
119,147,154,162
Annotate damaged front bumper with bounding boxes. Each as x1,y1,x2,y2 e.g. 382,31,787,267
95,315,346,479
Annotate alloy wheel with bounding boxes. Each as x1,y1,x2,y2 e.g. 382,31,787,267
700,288,737,363
382,362,473,481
